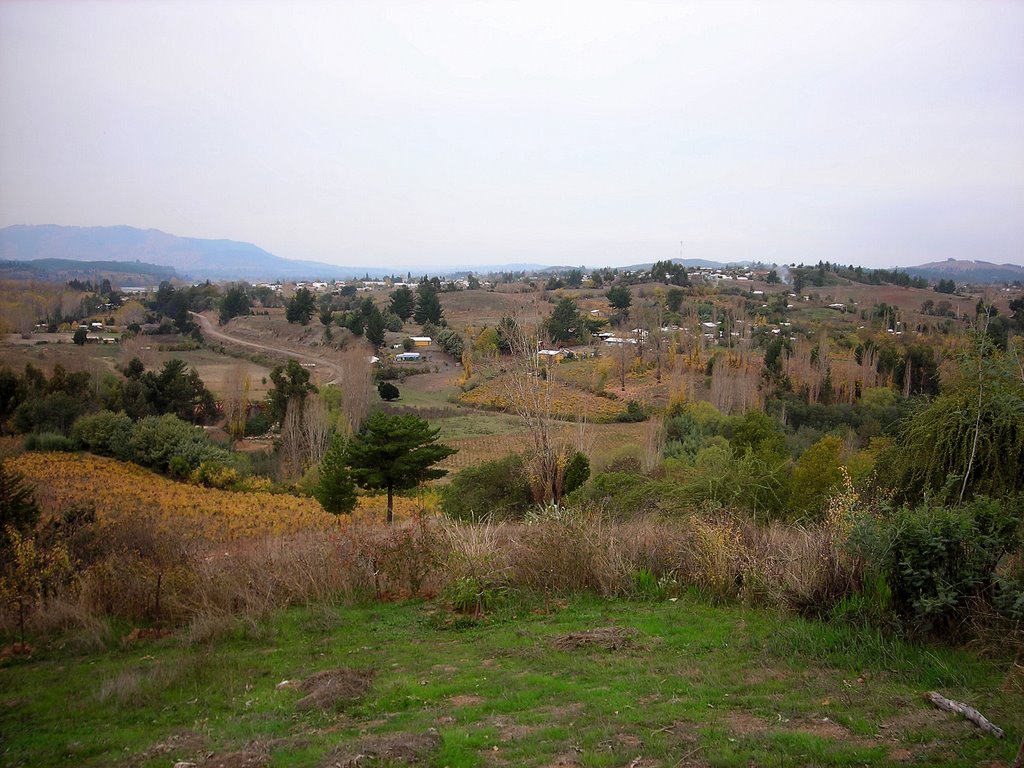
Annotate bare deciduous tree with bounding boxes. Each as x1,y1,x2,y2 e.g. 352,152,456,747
279,396,305,479
337,344,374,435
498,316,580,506
224,360,250,441
301,395,331,469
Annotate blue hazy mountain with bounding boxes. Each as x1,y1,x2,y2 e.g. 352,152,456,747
0,225,393,281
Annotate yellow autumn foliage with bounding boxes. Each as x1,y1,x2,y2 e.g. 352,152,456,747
10,453,435,541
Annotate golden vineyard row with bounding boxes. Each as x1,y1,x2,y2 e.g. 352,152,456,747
10,453,434,540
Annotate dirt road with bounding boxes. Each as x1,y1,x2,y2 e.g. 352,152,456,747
190,311,345,384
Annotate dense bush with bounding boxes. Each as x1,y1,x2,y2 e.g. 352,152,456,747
129,414,232,475
378,381,400,401
71,411,134,459
616,400,647,423
244,412,274,436
435,328,464,359
440,454,533,521
850,495,1022,636
787,435,843,520
883,337,1024,504
562,451,590,497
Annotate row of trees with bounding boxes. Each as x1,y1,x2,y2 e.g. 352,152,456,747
0,358,218,437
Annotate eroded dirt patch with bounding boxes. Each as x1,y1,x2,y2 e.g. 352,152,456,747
123,729,208,767
554,627,636,651
448,694,485,707
488,714,540,742
197,737,297,768
320,730,441,767
295,668,373,712
723,710,875,747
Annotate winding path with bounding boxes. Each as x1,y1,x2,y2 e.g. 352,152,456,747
190,311,345,384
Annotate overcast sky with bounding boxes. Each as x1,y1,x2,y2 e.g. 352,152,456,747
1,1,1022,270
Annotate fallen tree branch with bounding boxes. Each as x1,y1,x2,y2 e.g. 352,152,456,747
924,691,1004,738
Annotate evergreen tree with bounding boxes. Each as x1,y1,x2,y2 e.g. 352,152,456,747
545,297,585,344
413,283,443,325
285,287,316,324
0,460,39,555
365,306,387,348
606,284,633,314
268,360,316,423
313,435,358,514
219,284,251,324
346,411,457,524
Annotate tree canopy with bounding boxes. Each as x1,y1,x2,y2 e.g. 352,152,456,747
268,360,317,423
414,282,444,326
285,287,316,325
606,284,632,313
545,297,585,345
346,411,457,523
313,434,358,514
389,286,415,321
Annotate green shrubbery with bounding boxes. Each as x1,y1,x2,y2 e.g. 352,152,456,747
850,495,1022,636
440,453,532,521
24,432,75,452
71,411,134,459
130,414,232,474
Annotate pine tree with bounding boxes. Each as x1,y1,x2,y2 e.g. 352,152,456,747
313,435,358,514
0,460,40,555
346,411,457,524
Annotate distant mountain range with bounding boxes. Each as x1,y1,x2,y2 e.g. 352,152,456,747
903,259,1024,284
1,225,1021,284
0,225,392,281
0,257,176,284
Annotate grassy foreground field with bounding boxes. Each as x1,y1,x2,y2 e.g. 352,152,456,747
2,594,1019,768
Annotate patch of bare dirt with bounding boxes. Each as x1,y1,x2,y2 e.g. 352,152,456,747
880,707,967,736
123,627,173,644
888,747,919,762
659,721,709,767
320,730,441,767
541,752,581,767
295,668,373,712
200,746,271,768
554,627,636,651
723,710,877,748
540,701,585,720
723,710,769,736
448,694,485,707
488,715,540,742
122,729,208,767
742,667,789,685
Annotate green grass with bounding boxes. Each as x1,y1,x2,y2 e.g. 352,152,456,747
2,595,1019,767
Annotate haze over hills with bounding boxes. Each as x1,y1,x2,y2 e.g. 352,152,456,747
0,257,176,284
1,225,1022,284
0,225,392,281
903,259,1024,284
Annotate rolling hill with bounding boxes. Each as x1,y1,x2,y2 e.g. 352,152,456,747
904,259,1024,283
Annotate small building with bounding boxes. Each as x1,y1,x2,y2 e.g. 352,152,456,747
396,352,422,362
410,336,432,347
537,349,566,362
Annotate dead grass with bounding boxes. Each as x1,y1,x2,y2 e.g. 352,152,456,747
553,627,637,651
320,730,440,767
296,668,374,712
